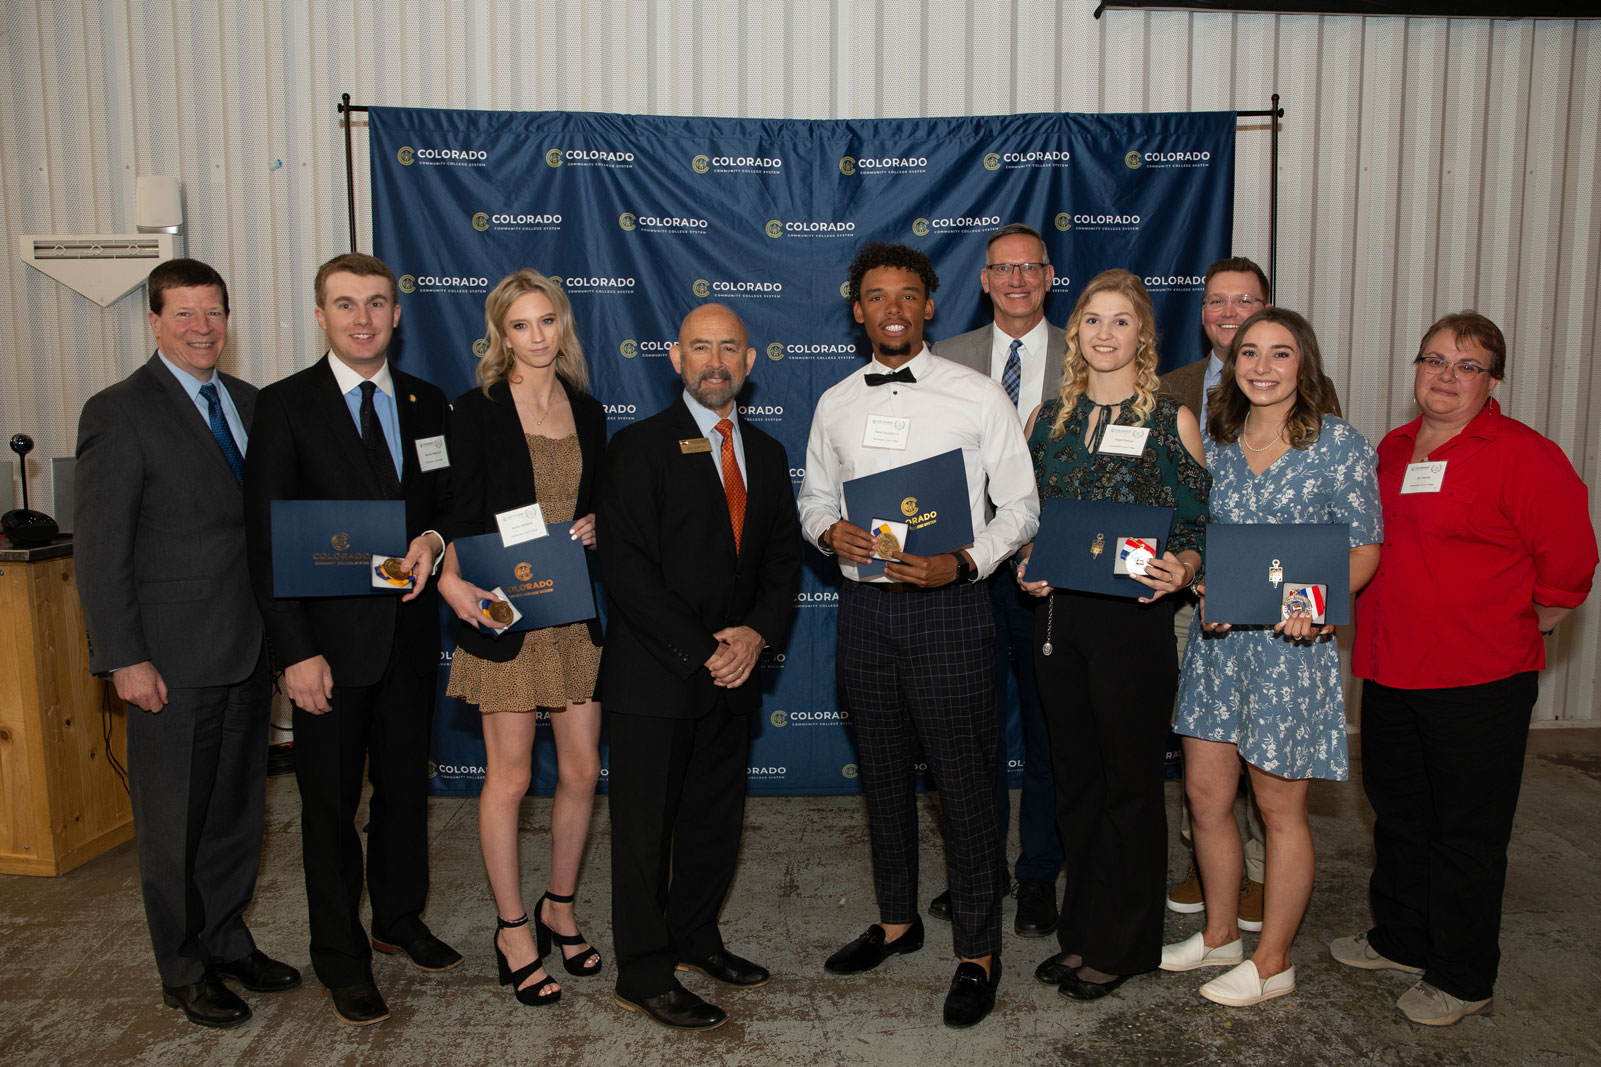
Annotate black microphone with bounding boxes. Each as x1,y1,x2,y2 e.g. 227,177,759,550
3,433,59,548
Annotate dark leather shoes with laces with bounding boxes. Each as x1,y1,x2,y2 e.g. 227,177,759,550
370,931,463,972
1013,878,1059,937
329,980,390,1026
215,950,302,992
824,917,925,975
677,950,770,987
614,986,727,1031
162,976,251,1028
943,958,1002,1029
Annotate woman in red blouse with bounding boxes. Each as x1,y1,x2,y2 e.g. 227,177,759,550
1340,311,1597,1026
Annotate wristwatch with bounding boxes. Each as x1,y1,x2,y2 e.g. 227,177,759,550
951,552,975,583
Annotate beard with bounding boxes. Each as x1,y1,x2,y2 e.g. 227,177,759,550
684,367,742,410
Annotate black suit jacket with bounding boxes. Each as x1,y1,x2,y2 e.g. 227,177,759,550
446,377,607,661
243,357,451,689
75,354,263,686
596,398,802,719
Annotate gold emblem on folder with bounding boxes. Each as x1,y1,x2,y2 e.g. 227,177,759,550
1090,532,1105,559
1269,558,1284,588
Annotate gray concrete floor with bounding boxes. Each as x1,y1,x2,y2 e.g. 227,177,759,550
2,730,1598,1067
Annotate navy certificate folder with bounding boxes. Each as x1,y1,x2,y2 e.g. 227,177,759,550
841,448,974,579
1026,498,1174,599
451,523,596,632
270,499,407,598
1204,523,1352,625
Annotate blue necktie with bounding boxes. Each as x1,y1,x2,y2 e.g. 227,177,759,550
198,382,245,484
1002,338,1022,407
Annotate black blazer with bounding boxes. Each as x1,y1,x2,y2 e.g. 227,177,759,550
446,377,607,661
596,398,802,719
243,357,452,688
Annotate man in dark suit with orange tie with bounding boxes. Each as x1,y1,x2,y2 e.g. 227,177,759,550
598,303,802,1032
244,253,455,1027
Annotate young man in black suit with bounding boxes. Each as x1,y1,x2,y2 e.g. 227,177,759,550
243,253,455,1026
597,303,802,1032
76,258,299,1028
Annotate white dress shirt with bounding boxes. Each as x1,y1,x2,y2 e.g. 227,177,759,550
681,389,747,487
797,346,1040,583
986,318,1052,419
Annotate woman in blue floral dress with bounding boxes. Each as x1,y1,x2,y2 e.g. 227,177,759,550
1160,307,1381,1007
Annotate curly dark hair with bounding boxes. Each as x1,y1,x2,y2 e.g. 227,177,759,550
845,242,939,303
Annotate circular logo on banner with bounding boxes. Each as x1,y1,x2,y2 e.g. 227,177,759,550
900,496,919,517
692,279,711,298
514,562,533,581
983,152,1001,171
765,220,783,239
618,213,637,231
1125,150,1143,170
692,154,710,174
766,343,784,361
770,709,787,727
397,146,415,166
842,763,859,779
471,212,489,231
472,339,490,357
398,275,417,294
549,276,564,288
619,339,638,359
1055,213,1072,231
427,760,437,779
838,156,856,175
840,281,851,300
545,148,564,168
911,218,930,236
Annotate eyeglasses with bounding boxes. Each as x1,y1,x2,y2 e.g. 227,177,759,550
1415,355,1493,380
1201,295,1266,312
985,262,1047,278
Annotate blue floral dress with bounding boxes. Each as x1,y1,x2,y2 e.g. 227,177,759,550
1175,417,1380,781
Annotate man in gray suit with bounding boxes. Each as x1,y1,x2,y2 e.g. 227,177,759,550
932,223,1065,938
75,258,299,1029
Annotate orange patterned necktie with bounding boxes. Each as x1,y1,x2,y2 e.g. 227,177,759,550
716,417,745,553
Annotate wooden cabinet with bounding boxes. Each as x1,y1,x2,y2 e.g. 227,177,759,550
0,544,133,875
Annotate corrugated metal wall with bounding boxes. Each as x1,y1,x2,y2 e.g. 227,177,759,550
2,2,1596,721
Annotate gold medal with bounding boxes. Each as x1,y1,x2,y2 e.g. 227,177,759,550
1268,558,1283,588
380,557,411,581
485,599,514,625
875,528,901,559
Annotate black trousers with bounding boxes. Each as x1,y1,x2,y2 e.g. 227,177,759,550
838,580,1002,960
1034,590,1175,976
1360,672,1538,1002
126,648,271,986
607,701,750,1002
292,638,435,987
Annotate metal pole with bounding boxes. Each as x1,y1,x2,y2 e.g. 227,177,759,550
339,93,356,252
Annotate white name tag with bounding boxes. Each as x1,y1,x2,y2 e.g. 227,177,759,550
496,503,548,547
862,413,911,450
1400,460,1447,494
1097,425,1150,456
414,435,450,471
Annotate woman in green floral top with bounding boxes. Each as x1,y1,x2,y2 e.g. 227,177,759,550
1017,269,1211,1001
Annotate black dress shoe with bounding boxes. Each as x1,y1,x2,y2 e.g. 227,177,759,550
614,986,727,1031
329,980,390,1026
943,958,1002,1029
370,931,463,972
928,889,953,922
1034,953,1077,985
824,917,924,975
215,950,302,992
1014,878,1059,938
1058,969,1131,1001
162,976,251,1028
677,950,770,987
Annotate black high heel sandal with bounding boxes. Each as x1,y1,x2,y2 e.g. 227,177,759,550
494,913,560,1005
535,891,604,977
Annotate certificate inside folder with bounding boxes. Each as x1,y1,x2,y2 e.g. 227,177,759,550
452,523,596,632
1026,498,1174,598
841,449,974,578
270,499,407,598
1204,523,1352,625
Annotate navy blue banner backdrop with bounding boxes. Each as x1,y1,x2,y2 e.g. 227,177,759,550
366,107,1235,797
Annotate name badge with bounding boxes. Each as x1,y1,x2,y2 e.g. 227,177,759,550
414,435,450,471
862,413,911,450
496,503,548,548
1097,425,1150,456
1400,460,1447,494
679,437,712,455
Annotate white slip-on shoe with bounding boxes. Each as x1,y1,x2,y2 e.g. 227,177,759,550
1199,960,1296,1006
1396,980,1493,1026
1160,931,1245,972
1328,932,1424,974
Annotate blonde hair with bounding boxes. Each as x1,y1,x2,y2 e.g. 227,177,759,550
1050,269,1161,439
477,270,589,395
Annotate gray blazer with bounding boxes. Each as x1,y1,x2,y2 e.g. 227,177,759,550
74,353,264,687
935,322,1068,414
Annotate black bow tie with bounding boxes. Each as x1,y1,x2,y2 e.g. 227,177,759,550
864,367,917,386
